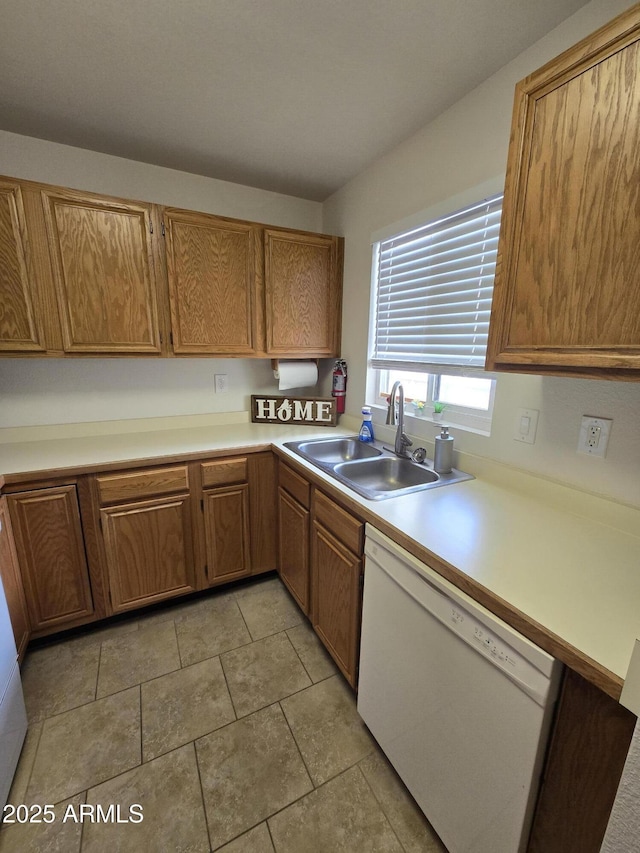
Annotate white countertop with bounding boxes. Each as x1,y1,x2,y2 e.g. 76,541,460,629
1,412,639,698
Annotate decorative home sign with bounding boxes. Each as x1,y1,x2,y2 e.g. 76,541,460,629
251,395,337,427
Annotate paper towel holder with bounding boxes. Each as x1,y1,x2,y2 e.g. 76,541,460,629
271,358,319,371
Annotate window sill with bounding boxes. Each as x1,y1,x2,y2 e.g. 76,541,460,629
370,404,491,438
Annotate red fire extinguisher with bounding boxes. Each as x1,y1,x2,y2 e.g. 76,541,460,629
332,360,348,414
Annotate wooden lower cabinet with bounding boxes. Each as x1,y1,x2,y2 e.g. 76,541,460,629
203,485,251,584
311,521,362,687
6,485,94,632
276,461,364,686
277,461,312,614
310,491,364,689
100,493,197,612
0,498,30,658
247,452,277,576
528,668,636,853
278,486,310,613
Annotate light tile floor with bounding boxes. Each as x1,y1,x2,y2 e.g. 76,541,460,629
1,575,447,852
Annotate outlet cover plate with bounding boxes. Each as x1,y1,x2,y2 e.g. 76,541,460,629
214,374,228,394
577,416,612,457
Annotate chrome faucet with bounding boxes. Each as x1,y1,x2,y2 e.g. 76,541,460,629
386,381,413,457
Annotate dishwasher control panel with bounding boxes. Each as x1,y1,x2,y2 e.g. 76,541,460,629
444,602,522,676
472,624,517,669
439,596,551,702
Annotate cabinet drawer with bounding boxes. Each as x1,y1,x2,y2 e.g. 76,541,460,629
97,465,189,504
201,457,248,488
313,490,363,555
279,463,310,509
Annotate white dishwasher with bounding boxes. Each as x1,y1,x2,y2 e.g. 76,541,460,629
357,526,562,853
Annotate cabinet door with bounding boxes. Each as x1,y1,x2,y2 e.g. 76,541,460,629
0,498,30,659
203,485,251,584
7,486,94,632
101,494,196,612
164,209,258,354
311,522,362,687
248,452,277,576
486,7,640,378
264,229,341,356
0,179,46,352
528,668,635,853
42,188,162,353
278,487,309,614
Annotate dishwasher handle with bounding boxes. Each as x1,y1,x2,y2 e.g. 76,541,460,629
368,554,552,707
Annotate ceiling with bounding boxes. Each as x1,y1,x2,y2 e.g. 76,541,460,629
0,0,591,201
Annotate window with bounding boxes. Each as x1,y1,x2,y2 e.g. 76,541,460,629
369,192,502,431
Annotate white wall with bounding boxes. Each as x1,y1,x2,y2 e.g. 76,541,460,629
323,0,640,508
0,131,324,427
602,718,640,852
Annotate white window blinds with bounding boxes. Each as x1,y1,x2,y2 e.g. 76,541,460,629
371,193,503,373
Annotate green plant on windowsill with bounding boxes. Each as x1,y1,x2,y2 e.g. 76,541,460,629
432,401,446,419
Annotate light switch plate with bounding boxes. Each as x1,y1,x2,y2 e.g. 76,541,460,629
577,415,612,457
514,408,539,444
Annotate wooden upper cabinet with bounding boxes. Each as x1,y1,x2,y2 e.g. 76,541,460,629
486,5,640,379
0,174,344,359
264,229,342,356
163,209,258,354
41,188,162,354
0,179,46,352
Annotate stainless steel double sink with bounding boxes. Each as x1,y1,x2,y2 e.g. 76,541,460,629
283,436,473,501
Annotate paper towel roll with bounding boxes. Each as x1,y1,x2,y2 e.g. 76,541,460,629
273,360,318,391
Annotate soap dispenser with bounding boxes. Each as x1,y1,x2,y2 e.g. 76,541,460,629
433,425,454,474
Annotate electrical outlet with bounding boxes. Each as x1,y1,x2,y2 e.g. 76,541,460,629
214,374,228,394
577,416,612,457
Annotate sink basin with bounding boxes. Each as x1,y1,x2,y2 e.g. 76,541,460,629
283,436,473,500
334,457,440,493
294,437,382,464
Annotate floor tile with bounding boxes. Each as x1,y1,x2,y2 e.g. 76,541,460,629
280,675,374,785
21,637,100,723
142,656,235,761
175,592,252,667
96,619,180,698
359,750,447,853
197,703,312,850
286,622,338,683
221,632,311,717
216,823,275,853
268,765,404,853
83,744,209,853
235,577,303,640
26,687,140,804
0,793,85,853
6,721,43,806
